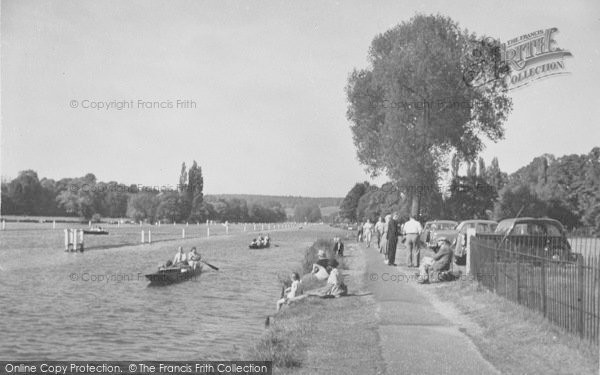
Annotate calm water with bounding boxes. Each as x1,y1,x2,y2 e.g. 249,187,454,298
0,224,329,360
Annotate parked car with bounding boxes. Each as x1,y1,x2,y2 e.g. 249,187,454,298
420,220,459,248
454,220,498,265
493,217,579,261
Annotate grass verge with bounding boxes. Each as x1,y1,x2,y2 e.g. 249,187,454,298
427,279,599,375
246,240,383,374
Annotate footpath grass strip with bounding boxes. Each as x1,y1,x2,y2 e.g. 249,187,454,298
426,277,599,375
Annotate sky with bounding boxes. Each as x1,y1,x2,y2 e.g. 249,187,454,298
1,0,599,197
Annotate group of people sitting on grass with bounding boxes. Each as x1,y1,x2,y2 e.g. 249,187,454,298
159,246,203,270
276,245,348,311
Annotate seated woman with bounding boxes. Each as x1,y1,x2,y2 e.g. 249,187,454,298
276,272,305,310
187,247,202,270
311,249,331,281
307,260,347,298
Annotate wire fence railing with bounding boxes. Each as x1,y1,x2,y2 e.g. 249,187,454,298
470,234,600,344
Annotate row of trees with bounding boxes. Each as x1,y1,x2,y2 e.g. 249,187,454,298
1,161,302,223
339,149,600,232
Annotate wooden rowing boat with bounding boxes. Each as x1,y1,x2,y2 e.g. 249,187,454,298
145,264,203,286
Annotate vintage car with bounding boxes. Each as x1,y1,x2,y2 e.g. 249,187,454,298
420,220,459,248
453,220,498,265
493,217,579,261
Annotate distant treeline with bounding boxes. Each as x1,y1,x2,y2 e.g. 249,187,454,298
339,148,600,232
0,162,330,223
205,194,342,210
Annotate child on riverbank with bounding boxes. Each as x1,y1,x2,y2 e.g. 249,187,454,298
276,272,304,311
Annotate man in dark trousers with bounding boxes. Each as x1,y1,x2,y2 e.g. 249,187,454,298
332,236,344,257
386,213,400,266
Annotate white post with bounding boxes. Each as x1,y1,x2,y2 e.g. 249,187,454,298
78,230,84,251
158,220,161,227
173,221,176,226
466,228,476,275
148,230,152,244
64,229,69,251
117,221,120,228
53,220,56,229
253,224,256,231
182,228,185,239
207,226,210,238
73,230,78,251
89,220,92,227
1,220,5,230
186,222,189,227
206,219,209,226
141,230,145,243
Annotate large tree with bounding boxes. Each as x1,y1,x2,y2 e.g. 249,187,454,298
346,14,512,216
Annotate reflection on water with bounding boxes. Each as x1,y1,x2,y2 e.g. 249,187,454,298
0,226,326,359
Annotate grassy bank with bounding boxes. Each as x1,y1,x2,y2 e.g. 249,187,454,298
426,279,599,375
246,240,384,374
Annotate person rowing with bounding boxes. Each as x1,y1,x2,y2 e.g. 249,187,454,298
187,247,202,270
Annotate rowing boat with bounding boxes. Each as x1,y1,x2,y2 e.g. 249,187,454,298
249,242,270,249
145,264,203,286
83,229,109,235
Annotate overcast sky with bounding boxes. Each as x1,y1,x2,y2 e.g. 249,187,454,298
2,0,599,196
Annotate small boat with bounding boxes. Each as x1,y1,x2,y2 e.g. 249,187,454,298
145,265,203,286
83,228,109,235
249,242,271,249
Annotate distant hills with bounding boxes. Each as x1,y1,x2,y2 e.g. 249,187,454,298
205,194,343,211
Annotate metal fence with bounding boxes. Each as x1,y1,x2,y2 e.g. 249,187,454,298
469,234,600,344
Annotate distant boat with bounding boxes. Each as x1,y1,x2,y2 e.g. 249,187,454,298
145,265,203,286
249,242,270,249
83,228,109,235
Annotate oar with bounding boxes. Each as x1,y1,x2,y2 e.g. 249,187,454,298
201,260,219,271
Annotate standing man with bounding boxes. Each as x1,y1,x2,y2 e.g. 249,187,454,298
375,216,385,248
332,236,344,257
363,219,374,248
403,215,423,268
386,213,400,266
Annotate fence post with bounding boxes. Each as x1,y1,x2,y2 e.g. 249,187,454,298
141,230,145,243
182,229,185,239
493,247,499,293
578,257,585,338
148,230,152,244
466,228,475,276
541,258,547,318
516,251,521,304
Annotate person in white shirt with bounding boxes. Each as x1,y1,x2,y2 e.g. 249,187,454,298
375,217,385,248
172,246,186,266
277,272,304,310
403,215,423,268
363,219,374,248
187,247,202,270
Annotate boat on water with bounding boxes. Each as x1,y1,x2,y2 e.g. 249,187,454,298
249,242,270,249
83,227,109,235
145,264,203,286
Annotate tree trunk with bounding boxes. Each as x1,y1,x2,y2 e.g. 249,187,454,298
411,193,420,217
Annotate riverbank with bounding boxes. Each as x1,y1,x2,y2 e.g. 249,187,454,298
247,242,384,374
251,239,600,374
